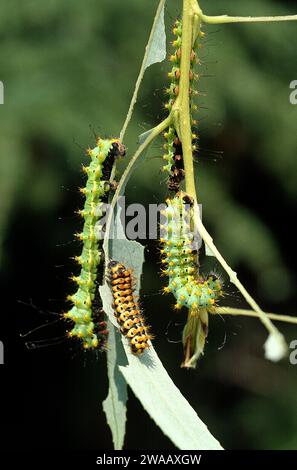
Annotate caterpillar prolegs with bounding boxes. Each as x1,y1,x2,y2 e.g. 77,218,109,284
160,193,223,310
64,138,125,349
108,261,152,355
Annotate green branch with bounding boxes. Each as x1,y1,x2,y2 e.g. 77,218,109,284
192,202,286,340
105,116,171,261
201,13,297,25
119,0,166,142
193,0,297,25
171,0,296,360
214,307,297,325
173,0,199,200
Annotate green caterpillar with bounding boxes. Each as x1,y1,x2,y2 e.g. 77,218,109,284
64,138,126,349
162,20,203,190
160,193,223,310
162,20,183,176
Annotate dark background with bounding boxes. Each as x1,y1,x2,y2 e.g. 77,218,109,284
0,0,296,450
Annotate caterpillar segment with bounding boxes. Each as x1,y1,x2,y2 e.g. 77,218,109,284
65,138,125,349
108,260,153,355
163,20,203,193
160,193,223,310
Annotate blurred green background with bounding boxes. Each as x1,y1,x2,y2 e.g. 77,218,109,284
1,0,296,450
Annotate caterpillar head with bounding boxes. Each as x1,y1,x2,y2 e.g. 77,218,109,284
108,260,119,270
110,140,126,158
108,260,125,277
208,270,224,289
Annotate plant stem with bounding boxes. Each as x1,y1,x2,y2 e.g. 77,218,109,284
177,0,290,344
174,0,198,200
201,14,297,24
214,307,297,325
119,0,166,142
192,203,284,338
193,0,297,24
104,116,171,261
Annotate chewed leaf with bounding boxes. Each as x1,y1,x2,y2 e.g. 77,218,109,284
103,198,145,277
102,320,128,450
119,348,223,450
100,207,222,449
100,202,145,323
135,128,156,163
120,0,167,141
100,204,144,448
138,128,154,145
144,0,166,69
264,332,288,362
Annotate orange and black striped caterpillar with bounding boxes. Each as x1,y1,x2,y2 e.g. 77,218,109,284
108,260,152,354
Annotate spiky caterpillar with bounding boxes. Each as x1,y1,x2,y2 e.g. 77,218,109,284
163,20,203,192
108,261,152,355
162,21,183,179
64,138,125,349
160,193,223,310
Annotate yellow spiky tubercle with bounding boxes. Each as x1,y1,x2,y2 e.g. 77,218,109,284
65,138,122,349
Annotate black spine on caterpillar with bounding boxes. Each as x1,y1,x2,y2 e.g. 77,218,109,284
64,138,125,349
108,260,152,355
168,134,185,193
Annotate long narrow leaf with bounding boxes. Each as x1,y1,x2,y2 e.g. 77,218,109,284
102,321,128,450
120,0,167,140
100,208,222,450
